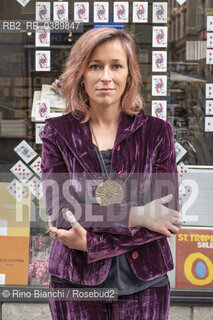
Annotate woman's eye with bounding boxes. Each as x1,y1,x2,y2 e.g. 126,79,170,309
113,64,122,69
89,64,100,69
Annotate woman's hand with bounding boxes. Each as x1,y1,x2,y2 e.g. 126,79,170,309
48,211,88,252
129,194,182,237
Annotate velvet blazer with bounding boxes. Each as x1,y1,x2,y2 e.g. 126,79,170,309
41,109,179,286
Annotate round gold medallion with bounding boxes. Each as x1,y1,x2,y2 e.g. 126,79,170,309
95,180,124,206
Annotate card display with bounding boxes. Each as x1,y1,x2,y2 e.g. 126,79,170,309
206,84,213,98
132,2,148,23
152,26,168,47
36,2,51,21
151,101,167,120
152,75,167,96
36,124,45,144
153,2,167,23
94,2,109,23
10,160,33,182
30,157,42,178
207,33,213,48
35,101,50,120
74,2,89,22
36,51,51,72
6,179,28,202
175,142,187,163
205,117,213,132
207,16,213,31
27,176,43,200
16,0,31,7
152,51,167,72
205,100,213,115
114,2,129,23
35,28,50,47
206,49,213,64
53,2,69,21
14,140,37,164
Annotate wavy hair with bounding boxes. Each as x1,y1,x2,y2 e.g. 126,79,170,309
61,27,143,123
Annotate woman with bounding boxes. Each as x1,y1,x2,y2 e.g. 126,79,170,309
41,27,181,320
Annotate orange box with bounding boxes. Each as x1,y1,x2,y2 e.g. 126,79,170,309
0,236,30,285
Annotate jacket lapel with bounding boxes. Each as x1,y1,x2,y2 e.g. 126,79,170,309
45,109,148,175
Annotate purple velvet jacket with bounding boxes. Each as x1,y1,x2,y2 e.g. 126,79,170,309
41,109,178,286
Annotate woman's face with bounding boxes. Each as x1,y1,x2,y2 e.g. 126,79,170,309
82,39,129,109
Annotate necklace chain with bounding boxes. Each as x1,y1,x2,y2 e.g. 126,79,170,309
89,120,124,206
90,124,110,181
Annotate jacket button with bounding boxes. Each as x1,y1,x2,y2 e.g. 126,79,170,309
115,144,120,151
131,251,139,260
118,170,124,178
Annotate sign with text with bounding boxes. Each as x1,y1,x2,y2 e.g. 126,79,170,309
176,228,213,289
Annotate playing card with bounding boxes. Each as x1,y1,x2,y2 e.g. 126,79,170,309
205,117,213,132
175,142,187,163
114,2,129,23
16,0,31,7
36,2,51,21
132,2,148,23
35,100,50,120
205,100,213,115
206,84,213,98
152,51,167,72
207,33,213,48
152,76,167,96
178,184,191,203
36,124,45,144
94,2,109,23
153,2,167,23
54,2,69,21
207,16,213,31
6,178,28,202
175,0,187,5
10,161,34,182
27,176,43,200
30,157,42,178
74,2,89,22
35,27,50,47
177,162,189,179
151,101,167,120
36,51,50,72
14,140,37,164
206,49,213,64
152,27,168,47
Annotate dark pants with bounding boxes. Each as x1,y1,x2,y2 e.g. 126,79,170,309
49,279,170,320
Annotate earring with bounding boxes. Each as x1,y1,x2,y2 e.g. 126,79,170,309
81,81,84,87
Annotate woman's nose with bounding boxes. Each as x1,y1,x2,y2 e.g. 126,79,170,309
100,67,112,81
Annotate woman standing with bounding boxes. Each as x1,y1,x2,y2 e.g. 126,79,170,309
41,27,181,320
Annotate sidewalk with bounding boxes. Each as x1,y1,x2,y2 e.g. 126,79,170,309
1,304,213,320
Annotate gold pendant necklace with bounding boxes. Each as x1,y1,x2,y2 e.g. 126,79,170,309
90,124,124,206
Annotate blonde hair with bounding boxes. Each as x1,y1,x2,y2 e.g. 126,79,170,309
61,27,143,123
